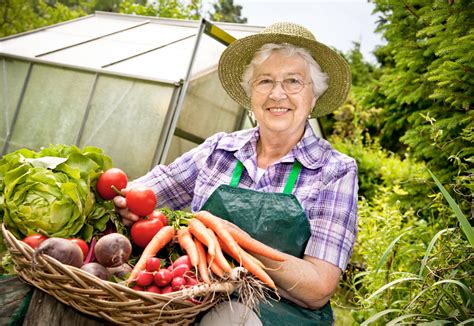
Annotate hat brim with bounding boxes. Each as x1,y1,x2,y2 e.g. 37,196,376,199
218,33,351,118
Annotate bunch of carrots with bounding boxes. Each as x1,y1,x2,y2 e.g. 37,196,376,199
127,210,286,290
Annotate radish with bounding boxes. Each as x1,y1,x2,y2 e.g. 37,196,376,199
145,257,161,272
171,264,190,278
136,271,154,287
161,285,173,294
171,276,186,291
94,233,132,267
154,269,172,287
172,255,191,269
147,284,162,294
34,237,83,268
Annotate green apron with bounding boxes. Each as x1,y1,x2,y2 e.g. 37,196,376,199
201,160,334,325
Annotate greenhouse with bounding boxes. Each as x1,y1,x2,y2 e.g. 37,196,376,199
0,11,320,179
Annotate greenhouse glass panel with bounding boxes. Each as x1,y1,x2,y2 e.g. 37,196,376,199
49,15,144,37
0,58,30,151
0,32,88,58
5,64,95,153
77,75,174,179
42,22,195,70
108,35,196,82
165,135,198,165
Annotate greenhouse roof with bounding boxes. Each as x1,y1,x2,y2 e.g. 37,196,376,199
0,12,262,84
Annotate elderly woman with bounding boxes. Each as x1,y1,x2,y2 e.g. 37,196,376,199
116,22,358,325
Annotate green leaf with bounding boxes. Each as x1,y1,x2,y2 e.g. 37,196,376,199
418,228,455,277
360,309,403,326
428,169,474,247
366,276,422,301
374,227,412,276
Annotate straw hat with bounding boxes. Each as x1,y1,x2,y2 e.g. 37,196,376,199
218,22,351,118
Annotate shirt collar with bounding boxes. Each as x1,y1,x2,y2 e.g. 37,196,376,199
216,122,330,170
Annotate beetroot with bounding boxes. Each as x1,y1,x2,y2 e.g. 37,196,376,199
94,233,132,267
34,237,84,268
107,263,133,278
81,262,111,280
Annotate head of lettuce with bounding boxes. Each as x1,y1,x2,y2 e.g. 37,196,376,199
0,144,117,242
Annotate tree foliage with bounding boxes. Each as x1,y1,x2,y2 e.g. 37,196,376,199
0,0,248,38
0,0,92,37
363,0,473,212
210,0,247,23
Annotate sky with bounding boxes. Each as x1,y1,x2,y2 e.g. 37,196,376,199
209,0,385,63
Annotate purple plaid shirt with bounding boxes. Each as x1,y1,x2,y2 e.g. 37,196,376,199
133,122,358,270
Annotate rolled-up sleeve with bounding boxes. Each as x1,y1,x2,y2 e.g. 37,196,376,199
304,161,358,271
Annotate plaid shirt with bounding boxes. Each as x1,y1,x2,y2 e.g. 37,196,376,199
133,122,358,270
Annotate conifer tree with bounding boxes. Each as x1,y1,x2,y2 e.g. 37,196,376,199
364,0,473,213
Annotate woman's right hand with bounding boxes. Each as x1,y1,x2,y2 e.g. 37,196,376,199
113,189,140,227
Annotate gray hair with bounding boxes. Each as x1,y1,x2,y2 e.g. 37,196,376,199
241,43,329,99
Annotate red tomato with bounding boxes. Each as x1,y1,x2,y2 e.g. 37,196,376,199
148,210,168,226
126,187,157,216
69,238,89,258
22,234,48,249
96,168,128,200
130,218,164,248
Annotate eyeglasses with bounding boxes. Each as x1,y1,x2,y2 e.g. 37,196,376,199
251,77,312,95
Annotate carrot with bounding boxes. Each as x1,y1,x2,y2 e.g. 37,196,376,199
207,252,225,278
219,238,276,289
194,211,242,264
127,226,175,283
206,229,233,273
224,224,287,262
188,218,216,257
194,239,211,284
177,227,199,268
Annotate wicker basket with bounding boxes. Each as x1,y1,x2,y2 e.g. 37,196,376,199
2,224,238,325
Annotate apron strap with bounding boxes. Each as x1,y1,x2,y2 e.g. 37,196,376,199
283,160,302,194
230,160,302,194
230,160,244,187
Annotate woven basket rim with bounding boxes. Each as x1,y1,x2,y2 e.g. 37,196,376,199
1,223,238,325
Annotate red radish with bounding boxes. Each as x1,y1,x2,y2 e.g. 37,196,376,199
161,285,173,294
172,277,186,291
185,277,199,287
147,284,162,294
136,271,154,287
154,269,172,287
172,255,191,269
146,257,161,272
132,285,145,291
171,264,190,279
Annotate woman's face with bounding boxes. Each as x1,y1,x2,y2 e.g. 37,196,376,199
250,51,316,137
